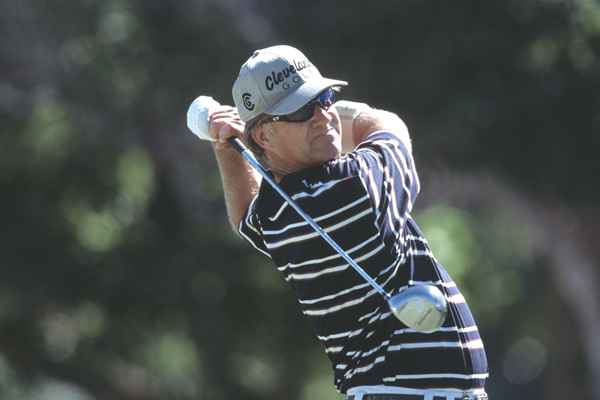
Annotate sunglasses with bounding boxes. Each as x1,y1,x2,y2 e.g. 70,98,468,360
269,88,336,123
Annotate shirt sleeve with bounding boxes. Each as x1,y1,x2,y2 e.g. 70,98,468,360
237,194,272,259
351,130,420,240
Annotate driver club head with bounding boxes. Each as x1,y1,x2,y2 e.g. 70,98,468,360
388,284,448,333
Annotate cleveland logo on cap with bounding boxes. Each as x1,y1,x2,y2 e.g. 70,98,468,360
242,93,255,110
264,59,311,91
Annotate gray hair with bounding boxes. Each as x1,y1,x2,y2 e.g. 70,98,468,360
243,115,271,166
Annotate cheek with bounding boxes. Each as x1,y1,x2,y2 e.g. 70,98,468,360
280,128,307,155
331,113,342,132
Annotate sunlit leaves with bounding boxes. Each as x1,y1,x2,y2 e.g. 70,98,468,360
417,205,478,284
416,203,534,322
137,332,202,397
25,91,74,168
63,147,155,252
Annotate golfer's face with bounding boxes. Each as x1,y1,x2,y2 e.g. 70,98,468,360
269,105,342,170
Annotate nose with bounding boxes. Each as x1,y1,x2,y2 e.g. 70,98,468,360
311,104,333,125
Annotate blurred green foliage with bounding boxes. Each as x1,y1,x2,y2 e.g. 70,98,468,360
1,0,598,399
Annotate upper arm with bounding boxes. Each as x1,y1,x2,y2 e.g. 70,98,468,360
350,131,420,239
237,194,271,259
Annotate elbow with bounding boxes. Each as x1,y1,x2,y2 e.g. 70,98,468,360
229,215,243,236
230,222,239,236
352,109,412,149
392,117,412,154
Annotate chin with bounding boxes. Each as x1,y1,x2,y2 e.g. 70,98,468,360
311,131,341,162
319,145,341,163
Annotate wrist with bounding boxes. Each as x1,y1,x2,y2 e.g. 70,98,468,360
334,100,372,151
212,140,237,153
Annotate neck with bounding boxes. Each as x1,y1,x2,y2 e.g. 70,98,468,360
269,164,298,183
266,155,309,182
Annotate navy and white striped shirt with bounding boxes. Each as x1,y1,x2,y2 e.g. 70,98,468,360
238,131,488,394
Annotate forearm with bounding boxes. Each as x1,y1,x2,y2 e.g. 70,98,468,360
213,145,261,231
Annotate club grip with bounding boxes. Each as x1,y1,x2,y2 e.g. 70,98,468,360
227,137,247,153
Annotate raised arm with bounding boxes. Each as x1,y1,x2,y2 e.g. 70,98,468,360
336,101,412,153
352,109,412,153
208,106,261,231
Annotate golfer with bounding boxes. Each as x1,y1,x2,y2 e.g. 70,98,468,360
207,45,489,400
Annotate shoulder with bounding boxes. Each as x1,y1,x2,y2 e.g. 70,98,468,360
355,129,413,165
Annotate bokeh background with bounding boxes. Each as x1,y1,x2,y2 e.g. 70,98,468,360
1,0,599,399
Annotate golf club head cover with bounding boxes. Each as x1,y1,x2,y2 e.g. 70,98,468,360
187,96,221,141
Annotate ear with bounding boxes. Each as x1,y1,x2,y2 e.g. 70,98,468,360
251,124,276,152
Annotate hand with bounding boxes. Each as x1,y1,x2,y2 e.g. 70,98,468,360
333,100,371,153
208,106,246,150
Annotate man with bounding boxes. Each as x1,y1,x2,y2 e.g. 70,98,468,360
206,45,489,400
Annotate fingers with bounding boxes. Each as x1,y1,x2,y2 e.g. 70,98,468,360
208,105,245,148
217,121,245,141
210,105,242,122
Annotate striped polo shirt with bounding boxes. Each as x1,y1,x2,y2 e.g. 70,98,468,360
238,131,488,394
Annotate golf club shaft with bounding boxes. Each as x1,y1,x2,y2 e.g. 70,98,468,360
228,137,390,300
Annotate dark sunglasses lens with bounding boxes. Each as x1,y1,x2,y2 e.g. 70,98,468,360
318,88,336,106
280,88,337,122
285,102,317,122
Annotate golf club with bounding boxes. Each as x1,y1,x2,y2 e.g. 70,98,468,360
187,96,448,333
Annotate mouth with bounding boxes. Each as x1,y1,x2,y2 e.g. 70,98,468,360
311,126,338,141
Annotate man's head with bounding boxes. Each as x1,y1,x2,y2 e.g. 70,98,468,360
231,45,347,174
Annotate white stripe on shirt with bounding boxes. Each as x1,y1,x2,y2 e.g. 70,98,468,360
237,221,271,258
300,282,370,305
317,328,363,342
242,195,261,235
263,194,369,235
300,253,402,306
345,356,386,378
387,339,484,352
286,242,385,281
267,177,352,222
383,373,489,382
393,325,478,335
277,233,380,272
302,260,405,315
447,293,466,304
266,208,372,249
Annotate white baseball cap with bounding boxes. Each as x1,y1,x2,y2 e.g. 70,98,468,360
231,45,348,122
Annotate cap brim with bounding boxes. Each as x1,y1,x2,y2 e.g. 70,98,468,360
265,77,348,116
